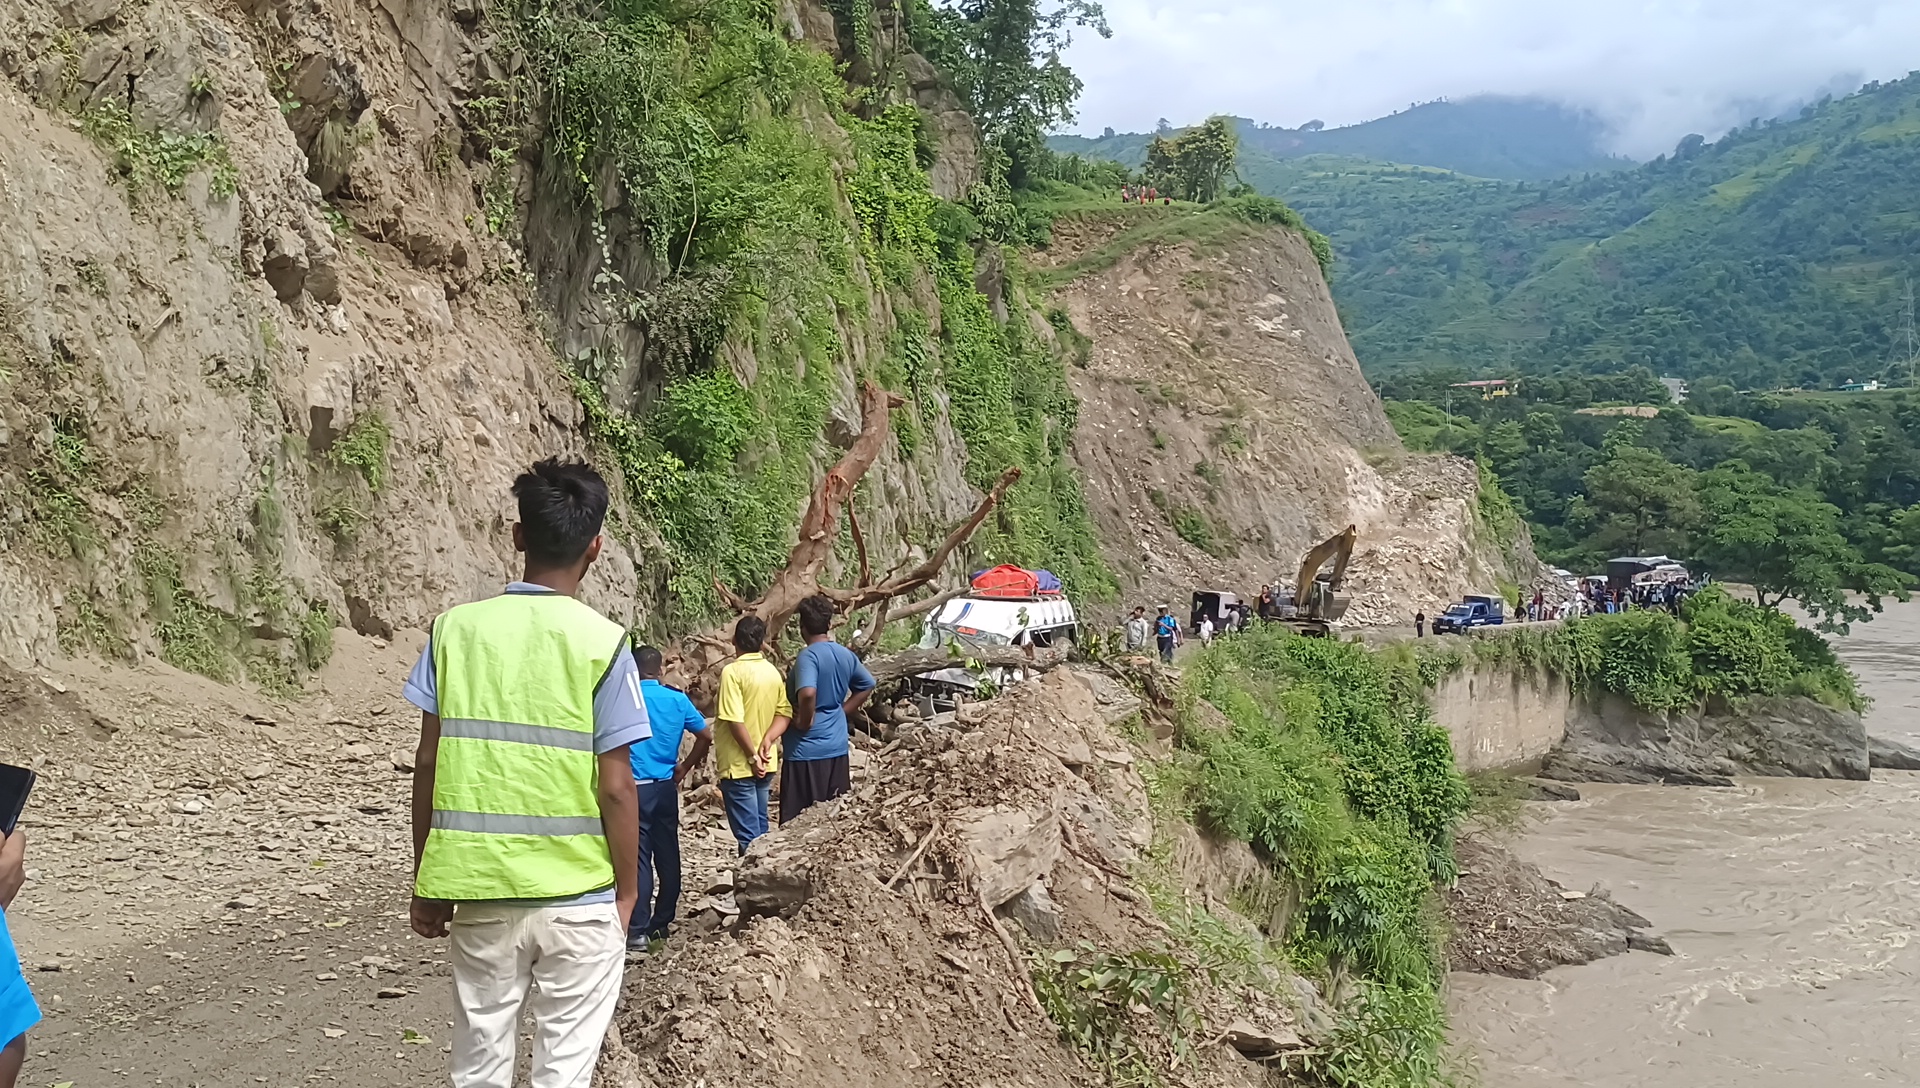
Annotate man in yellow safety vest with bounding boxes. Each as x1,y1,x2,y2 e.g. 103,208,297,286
403,458,648,1088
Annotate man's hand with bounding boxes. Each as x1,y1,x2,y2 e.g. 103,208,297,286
410,895,453,938
750,746,770,778
0,830,26,910
615,891,638,935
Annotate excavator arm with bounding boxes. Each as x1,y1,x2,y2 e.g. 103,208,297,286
1293,524,1358,619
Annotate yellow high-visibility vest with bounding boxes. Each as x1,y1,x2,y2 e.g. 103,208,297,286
414,591,626,901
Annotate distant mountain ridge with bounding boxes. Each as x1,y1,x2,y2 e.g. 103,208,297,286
1248,72,1920,388
1050,96,1635,181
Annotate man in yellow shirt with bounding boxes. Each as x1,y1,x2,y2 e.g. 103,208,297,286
715,615,790,855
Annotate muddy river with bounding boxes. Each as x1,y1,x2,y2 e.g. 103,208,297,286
1451,601,1920,1086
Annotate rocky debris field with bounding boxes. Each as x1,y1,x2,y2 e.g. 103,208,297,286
1,630,454,1085
0,633,1338,1087
1445,836,1672,979
603,665,1321,1088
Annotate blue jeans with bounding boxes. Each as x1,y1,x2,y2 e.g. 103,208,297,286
719,776,772,856
633,779,682,940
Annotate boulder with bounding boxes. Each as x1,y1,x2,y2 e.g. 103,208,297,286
55,0,120,28
1223,1020,1306,1061
1523,779,1580,802
262,228,308,301
958,803,1061,910
996,880,1061,942
1541,693,1866,785
736,827,835,919
1869,735,1920,772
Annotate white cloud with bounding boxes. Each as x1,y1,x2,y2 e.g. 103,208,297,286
1059,0,1920,157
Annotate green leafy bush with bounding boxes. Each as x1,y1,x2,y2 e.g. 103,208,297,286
1426,587,1866,713
327,413,391,492
80,103,238,197
1174,626,1467,1086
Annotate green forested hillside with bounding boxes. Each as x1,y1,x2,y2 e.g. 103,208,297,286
1261,74,1920,388
1051,96,1628,181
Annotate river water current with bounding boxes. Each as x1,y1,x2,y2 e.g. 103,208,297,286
1451,601,1920,1086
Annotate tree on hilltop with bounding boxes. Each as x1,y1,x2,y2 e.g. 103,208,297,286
1144,115,1239,203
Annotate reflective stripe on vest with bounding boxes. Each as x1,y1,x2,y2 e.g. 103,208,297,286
414,591,627,901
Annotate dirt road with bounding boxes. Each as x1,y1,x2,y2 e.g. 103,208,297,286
0,630,461,1086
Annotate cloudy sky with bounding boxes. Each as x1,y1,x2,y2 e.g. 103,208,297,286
1059,0,1920,157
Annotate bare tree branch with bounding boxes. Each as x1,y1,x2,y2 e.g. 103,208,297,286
849,506,872,588
823,467,1022,612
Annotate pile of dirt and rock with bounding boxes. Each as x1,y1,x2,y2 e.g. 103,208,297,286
1445,837,1672,979
601,666,1326,1088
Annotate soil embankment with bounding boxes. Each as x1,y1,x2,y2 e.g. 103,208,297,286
1038,210,1550,622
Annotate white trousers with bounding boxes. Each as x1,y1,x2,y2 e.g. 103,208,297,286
448,901,625,1088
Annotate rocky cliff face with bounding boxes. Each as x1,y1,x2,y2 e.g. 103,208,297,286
1039,207,1543,622
0,0,1530,695
0,0,1016,682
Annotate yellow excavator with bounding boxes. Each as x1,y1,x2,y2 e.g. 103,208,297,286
1278,524,1357,637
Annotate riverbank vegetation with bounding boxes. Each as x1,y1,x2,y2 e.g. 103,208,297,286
1408,587,1866,713
1381,370,1916,630
1156,626,1471,1087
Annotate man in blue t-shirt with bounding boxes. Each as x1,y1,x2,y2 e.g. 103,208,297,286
781,595,875,825
0,829,39,1088
626,645,711,947
1155,607,1179,663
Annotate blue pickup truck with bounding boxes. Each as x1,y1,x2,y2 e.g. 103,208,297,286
1433,594,1506,634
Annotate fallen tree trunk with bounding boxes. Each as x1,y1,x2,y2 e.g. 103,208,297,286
673,379,1022,709
865,645,1070,687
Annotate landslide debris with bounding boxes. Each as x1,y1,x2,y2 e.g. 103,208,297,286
602,667,1320,1088
1041,206,1551,623
1445,837,1672,979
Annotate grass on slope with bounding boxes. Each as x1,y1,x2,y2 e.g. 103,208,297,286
1033,193,1331,291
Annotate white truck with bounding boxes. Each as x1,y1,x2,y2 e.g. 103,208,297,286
911,595,1079,707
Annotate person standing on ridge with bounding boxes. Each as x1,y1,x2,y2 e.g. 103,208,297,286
626,644,712,950
781,595,876,826
714,615,790,856
1124,606,1149,652
404,458,647,1088
1415,610,1426,638
1154,607,1179,663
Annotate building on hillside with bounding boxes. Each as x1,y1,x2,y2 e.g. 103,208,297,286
1659,376,1689,403
1840,380,1882,392
1449,379,1513,400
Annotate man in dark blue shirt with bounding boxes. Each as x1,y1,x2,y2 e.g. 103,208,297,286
627,645,712,947
781,595,875,825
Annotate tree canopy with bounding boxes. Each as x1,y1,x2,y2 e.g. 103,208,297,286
1143,115,1238,202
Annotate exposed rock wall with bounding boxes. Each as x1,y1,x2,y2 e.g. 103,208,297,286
0,0,989,677
1427,665,1572,773
1425,658,1869,782
1542,692,1868,784
1040,212,1547,622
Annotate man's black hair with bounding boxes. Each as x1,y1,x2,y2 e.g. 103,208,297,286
797,595,835,639
634,645,664,677
733,615,767,654
512,458,609,567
